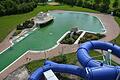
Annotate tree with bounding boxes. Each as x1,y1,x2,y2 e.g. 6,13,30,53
94,0,102,5
113,8,120,17
76,0,83,7
69,0,76,7
113,0,119,8
99,3,109,13
103,0,110,4
1,0,17,15
102,0,110,12
83,1,91,8
17,2,36,13
0,0,37,16
58,0,64,4
38,0,48,4
0,4,5,16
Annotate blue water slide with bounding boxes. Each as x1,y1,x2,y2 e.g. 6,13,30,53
29,61,86,80
86,66,120,80
77,41,120,67
29,40,120,80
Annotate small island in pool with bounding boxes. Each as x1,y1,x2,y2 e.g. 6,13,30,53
34,12,54,28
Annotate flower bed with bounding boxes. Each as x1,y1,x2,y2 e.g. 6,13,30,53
79,32,105,43
60,31,82,44
17,19,34,30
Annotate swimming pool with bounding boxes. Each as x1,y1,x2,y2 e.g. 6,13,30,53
0,11,105,72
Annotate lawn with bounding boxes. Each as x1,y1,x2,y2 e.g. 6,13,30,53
111,17,120,46
115,17,120,26
26,53,77,73
0,5,98,42
26,50,116,73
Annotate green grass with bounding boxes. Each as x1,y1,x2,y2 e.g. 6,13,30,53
115,17,120,26
90,50,103,60
26,50,117,73
26,59,45,73
26,53,77,73
112,17,120,46
0,5,98,42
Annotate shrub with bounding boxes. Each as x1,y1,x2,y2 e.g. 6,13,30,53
50,54,67,64
73,35,78,40
17,19,34,30
96,33,105,38
12,30,22,36
79,37,86,43
86,34,92,38
60,32,82,44
90,35,99,40
17,24,25,30
76,0,83,7
79,33,105,43
68,37,75,44
113,8,120,17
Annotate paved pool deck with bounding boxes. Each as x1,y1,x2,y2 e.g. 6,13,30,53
90,13,120,41
0,12,120,80
0,29,15,52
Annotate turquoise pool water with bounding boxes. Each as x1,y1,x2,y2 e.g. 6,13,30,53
0,11,105,72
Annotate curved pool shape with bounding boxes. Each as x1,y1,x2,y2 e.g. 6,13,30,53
0,11,105,72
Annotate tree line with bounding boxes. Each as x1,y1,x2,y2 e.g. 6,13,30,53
112,0,120,17
0,0,38,16
0,0,119,17
55,0,120,17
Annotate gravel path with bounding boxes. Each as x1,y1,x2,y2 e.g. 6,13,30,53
4,66,29,80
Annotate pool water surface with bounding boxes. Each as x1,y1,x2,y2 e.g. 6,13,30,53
0,11,105,72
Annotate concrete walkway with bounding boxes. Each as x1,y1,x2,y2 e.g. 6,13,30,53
0,29,15,52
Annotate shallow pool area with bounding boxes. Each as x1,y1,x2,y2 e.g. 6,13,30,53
0,11,105,72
